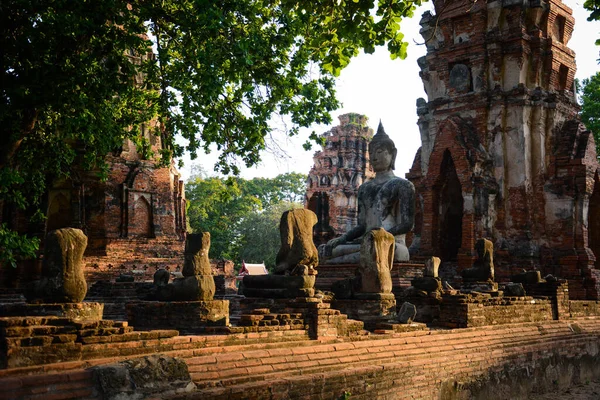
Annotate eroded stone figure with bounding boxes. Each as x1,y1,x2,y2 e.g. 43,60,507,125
155,232,215,301
322,122,415,264
25,228,88,303
461,238,495,282
273,208,319,275
357,228,395,293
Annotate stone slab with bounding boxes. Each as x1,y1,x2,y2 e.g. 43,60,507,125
460,282,498,293
375,322,428,333
0,302,104,321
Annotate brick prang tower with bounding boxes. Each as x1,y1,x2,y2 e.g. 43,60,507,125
306,113,375,246
407,0,600,299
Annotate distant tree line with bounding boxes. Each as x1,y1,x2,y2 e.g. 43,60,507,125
185,170,306,270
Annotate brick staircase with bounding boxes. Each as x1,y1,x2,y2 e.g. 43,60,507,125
0,289,25,304
84,237,184,282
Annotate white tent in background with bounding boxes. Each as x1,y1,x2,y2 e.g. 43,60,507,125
237,260,268,281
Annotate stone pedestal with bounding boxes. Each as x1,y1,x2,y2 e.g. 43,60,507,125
0,302,104,321
412,277,442,293
126,300,229,332
460,282,498,293
241,275,315,298
332,293,396,329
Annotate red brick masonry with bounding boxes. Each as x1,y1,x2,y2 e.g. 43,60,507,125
3,318,600,399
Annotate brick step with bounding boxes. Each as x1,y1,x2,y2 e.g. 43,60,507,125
0,317,129,330
3,369,94,400
2,324,78,336
186,323,589,377
184,322,577,370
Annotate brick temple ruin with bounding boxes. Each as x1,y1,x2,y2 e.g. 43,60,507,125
3,0,600,399
406,0,600,299
306,113,375,246
78,128,187,282
0,124,187,287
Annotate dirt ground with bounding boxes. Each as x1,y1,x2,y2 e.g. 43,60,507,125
528,380,600,399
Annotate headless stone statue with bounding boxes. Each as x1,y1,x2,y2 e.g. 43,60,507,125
273,209,319,275
357,228,395,293
25,228,88,303
322,122,415,264
155,233,215,301
462,238,495,282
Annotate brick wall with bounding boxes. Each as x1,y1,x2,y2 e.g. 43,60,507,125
315,262,425,293
4,319,600,399
439,296,554,328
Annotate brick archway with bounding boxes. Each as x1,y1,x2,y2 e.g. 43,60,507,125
434,150,464,262
420,117,477,268
307,192,334,246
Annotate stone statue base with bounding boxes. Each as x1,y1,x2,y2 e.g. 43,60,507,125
411,277,442,293
241,275,315,299
332,293,396,329
460,282,498,293
126,300,229,331
0,302,104,321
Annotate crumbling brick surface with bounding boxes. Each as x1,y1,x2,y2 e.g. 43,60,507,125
4,319,600,399
0,130,186,288
409,0,600,298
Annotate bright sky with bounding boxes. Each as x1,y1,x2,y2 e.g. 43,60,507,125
180,1,600,182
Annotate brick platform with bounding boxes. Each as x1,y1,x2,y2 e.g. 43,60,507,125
0,302,104,321
3,319,600,399
126,301,230,333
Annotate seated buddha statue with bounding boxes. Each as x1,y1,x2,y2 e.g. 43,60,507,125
321,122,415,264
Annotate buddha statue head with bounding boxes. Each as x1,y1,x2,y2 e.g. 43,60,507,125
369,121,397,172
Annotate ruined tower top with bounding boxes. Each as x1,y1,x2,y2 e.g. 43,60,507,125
419,0,577,101
306,113,375,245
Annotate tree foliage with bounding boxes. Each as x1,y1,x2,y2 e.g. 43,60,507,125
243,173,307,207
186,177,260,260
185,172,307,265
237,201,304,270
580,72,600,152
1,0,422,263
585,0,600,44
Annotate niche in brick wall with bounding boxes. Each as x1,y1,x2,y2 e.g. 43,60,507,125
308,192,334,246
129,194,154,238
435,150,464,262
558,64,569,91
553,14,566,43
